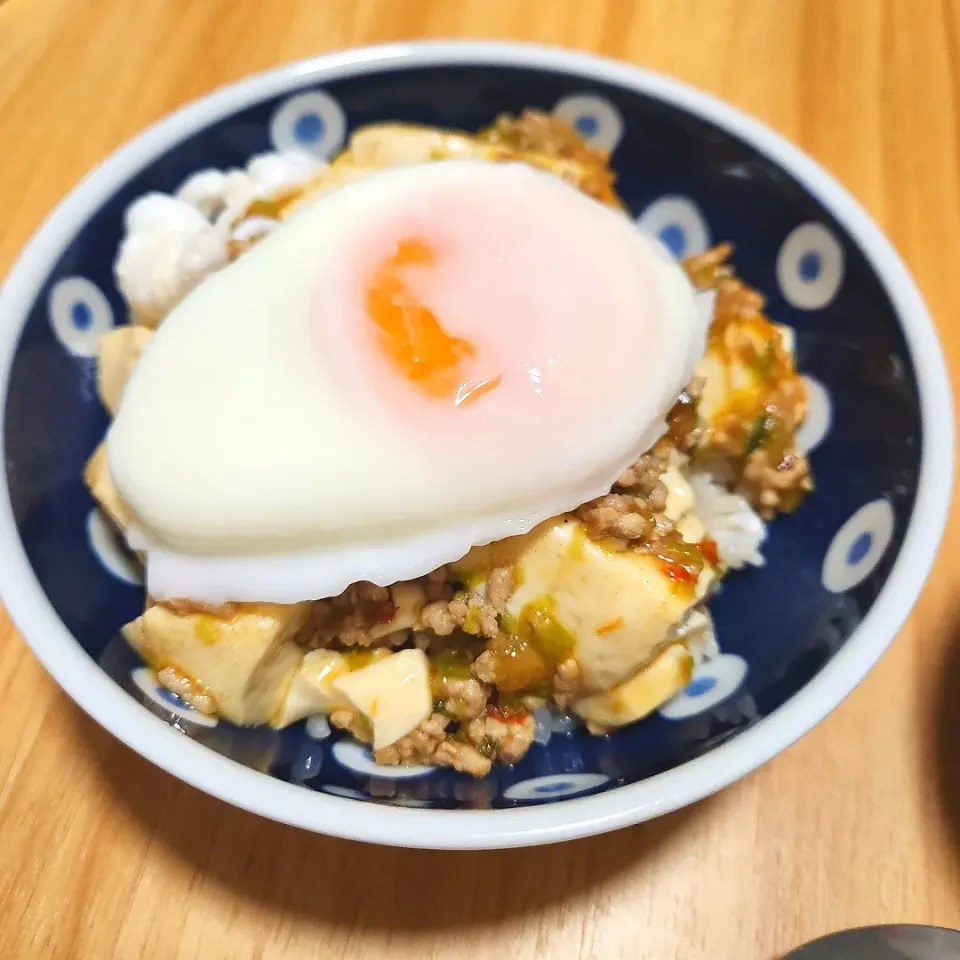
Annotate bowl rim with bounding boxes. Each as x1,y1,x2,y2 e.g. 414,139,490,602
0,40,952,850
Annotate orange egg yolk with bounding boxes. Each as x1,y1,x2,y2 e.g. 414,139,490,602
365,237,501,406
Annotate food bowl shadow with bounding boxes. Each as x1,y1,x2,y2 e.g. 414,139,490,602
933,606,960,883
71,696,712,930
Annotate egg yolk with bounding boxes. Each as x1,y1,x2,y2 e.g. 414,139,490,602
365,237,501,406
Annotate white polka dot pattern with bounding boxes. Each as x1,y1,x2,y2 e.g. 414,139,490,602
553,93,624,152
330,739,435,779
130,667,218,727
269,89,346,160
658,653,748,719
636,196,710,259
776,222,845,310
48,277,114,356
822,499,895,593
87,509,141,585
795,375,833,453
502,773,610,801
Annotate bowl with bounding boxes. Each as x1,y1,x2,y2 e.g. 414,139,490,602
0,41,951,849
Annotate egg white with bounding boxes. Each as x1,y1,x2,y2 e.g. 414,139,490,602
109,161,704,602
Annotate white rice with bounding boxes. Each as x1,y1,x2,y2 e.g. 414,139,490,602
548,709,582,734
533,707,553,745
673,607,719,665
689,473,767,569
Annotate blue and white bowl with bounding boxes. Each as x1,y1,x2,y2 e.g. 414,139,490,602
0,42,951,849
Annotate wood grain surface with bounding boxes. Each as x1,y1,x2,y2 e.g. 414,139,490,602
2,1,960,957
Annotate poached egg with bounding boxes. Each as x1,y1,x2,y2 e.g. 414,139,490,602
107,160,703,602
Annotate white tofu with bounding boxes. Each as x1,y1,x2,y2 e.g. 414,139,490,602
272,648,394,727
453,517,714,693
332,648,432,749
775,323,795,356
97,325,154,415
272,649,350,727
676,512,707,545
123,601,311,725
84,442,134,532
694,314,801,435
572,643,693,728
368,581,426,641
661,464,696,521
346,123,486,167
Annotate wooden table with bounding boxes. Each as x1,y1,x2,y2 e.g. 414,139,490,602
2,1,960,956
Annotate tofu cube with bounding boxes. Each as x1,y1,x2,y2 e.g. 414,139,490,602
84,442,134,532
97,325,154,415
332,648,432,750
453,517,713,693
123,601,311,726
572,643,693,728
272,649,352,727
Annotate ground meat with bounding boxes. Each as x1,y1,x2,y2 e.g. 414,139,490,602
375,713,493,777
715,275,767,322
480,110,620,206
465,711,536,765
616,448,668,493
552,657,581,708
374,712,449,764
418,590,500,640
665,386,704,452
485,566,514,612
330,709,372,742
434,675,490,721
614,443,672,510
483,109,607,164
738,448,813,518
418,600,460,637
683,244,813,519
464,593,500,638
472,649,497,684
433,739,493,777
303,580,432,648
683,243,735,291
576,493,659,541
155,666,217,715
768,374,808,436
302,582,397,648
423,566,453,602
